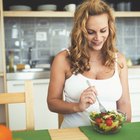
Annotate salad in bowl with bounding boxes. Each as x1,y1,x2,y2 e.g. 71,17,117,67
89,110,126,134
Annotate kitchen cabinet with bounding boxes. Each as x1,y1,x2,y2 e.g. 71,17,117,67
0,0,7,124
128,68,140,122
3,0,81,11
7,79,58,130
6,70,140,130
3,0,140,11
0,0,6,89
0,0,140,126
1,0,140,18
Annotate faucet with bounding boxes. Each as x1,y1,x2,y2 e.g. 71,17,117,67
28,47,37,68
28,47,32,67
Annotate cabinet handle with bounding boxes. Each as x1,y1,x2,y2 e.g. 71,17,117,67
129,76,140,79
130,91,140,94
13,82,49,86
13,83,24,86
33,82,48,85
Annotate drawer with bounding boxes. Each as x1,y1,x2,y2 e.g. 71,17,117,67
130,94,140,119
129,79,140,93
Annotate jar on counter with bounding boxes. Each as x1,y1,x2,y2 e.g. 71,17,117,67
8,51,15,72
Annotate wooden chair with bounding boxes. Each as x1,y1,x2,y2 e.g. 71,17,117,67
0,80,34,130
58,113,64,128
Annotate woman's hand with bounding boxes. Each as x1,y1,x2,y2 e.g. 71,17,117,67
78,86,97,111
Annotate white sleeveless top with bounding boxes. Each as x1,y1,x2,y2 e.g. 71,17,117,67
61,54,122,128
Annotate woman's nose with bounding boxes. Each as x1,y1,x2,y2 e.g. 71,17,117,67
93,33,100,40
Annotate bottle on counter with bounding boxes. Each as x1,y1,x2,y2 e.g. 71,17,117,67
8,51,15,72
127,58,133,67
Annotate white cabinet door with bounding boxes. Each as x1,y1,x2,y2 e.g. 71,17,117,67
33,79,58,130
7,80,26,130
7,79,58,130
128,78,140,122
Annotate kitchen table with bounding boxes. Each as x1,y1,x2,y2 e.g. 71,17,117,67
12,128,88,140
12,122,140,140
80,122,140,140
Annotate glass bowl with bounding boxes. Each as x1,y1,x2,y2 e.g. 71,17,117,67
89,110,126,134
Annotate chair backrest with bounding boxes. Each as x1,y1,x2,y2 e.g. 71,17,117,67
0,80,34,130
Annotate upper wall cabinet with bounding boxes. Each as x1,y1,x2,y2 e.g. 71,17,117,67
3,0,81,11
2,0,140,11
2,0,140,18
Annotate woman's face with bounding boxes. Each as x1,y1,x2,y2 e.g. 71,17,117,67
86,14,109,51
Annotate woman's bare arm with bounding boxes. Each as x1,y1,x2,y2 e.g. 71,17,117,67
117,53,132,122
47,51,81,114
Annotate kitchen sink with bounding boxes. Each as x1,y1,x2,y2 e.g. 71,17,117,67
7,68,50,80
22,68,47,72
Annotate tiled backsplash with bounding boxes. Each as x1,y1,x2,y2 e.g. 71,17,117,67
4,17,140,67
116,18,140,65
4,17,73,66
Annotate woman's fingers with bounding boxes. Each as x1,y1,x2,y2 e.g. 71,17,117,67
79,86,98,111
81,86,97,104
85,92,96,104
86,86,98,95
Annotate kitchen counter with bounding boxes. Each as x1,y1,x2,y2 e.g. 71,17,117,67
6,67,140,80
6,70,50,80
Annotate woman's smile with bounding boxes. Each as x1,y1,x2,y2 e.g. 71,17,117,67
92,41,103,46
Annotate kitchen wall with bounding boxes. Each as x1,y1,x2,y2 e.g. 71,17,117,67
4,17,140,68
4,17,73,67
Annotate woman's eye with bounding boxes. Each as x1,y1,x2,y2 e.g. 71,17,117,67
88,32,93,35
87,31,95,35
101,30,106,33
87,29,107,34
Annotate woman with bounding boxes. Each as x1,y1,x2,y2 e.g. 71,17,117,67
47,0,131,128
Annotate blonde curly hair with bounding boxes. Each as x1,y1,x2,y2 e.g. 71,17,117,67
68,0,118,74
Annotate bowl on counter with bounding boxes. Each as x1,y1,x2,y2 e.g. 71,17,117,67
89,110,126,134
9,5,32,11
37,4,57,11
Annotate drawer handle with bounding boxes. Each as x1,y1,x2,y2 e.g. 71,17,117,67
33,82,48,85
13,84,24,86
13,82,49,86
